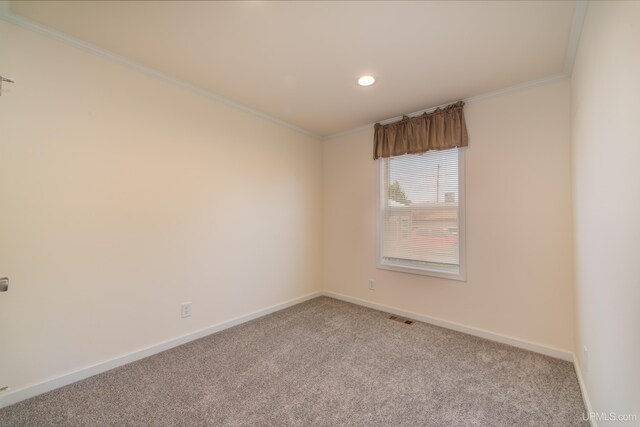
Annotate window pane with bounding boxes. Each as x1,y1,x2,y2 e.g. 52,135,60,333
381,149,460,272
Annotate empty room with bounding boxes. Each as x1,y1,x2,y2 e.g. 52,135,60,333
0,1,638,426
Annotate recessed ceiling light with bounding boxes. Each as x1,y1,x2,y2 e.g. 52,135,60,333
357,75,376,87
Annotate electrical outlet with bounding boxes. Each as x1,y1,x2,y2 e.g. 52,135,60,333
368,279,375,290
181,302,192,318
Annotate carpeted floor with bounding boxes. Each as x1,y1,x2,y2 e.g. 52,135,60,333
0,296,588,426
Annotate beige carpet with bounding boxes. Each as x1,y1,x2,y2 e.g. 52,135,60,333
0,296,588,426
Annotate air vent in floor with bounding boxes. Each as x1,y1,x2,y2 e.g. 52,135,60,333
389,315,414,325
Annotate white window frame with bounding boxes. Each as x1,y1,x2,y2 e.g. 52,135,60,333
376,148,467,281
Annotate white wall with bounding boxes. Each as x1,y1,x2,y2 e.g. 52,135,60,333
571,1,640,422
0,20,322,392
323,80,575,353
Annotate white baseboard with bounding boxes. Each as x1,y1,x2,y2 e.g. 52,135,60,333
322,291,574,362
573,355,596,427
0,290,581,410
0,291,322,409
322,291,599,418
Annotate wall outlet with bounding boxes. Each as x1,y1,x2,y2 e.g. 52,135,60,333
181,302,192,318
368,279,375,290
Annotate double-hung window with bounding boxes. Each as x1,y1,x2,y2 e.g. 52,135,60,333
378,148,466,280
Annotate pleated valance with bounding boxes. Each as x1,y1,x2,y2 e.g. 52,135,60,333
373,101,468,159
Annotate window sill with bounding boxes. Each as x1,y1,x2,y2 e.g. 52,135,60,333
377,262,466,282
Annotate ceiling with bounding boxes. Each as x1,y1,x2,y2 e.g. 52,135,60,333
8,1,578,138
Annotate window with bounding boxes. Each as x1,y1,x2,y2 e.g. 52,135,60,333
378,148,466,280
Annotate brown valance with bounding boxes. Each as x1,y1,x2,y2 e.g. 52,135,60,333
373,101,468,159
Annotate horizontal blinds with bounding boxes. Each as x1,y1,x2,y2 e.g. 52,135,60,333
382,149,460,271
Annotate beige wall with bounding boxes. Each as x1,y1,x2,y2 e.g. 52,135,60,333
8,3,640,415
571,1,640,421
323,80,574,352
0,20,322,391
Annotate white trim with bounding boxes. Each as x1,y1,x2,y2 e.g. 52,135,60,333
325,123,375,141
322,291,574,362
377,262,462,281
323,0,588,141
573,355,597,426
376,148,466,282
458,148,467,280
462,74,568,106
0,291,322,409
0,2,321,141
1,1,586,141
323,74,565,140
323,73,568,141
0,290,582,410
564,1,589,76
379,74,568,127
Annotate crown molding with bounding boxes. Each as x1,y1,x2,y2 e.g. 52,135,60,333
323,73,569,141
1,0,588,141
0,1,322,140
564,1,589,76
323,0,588,141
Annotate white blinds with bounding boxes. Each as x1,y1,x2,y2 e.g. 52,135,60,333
380,148,461,275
